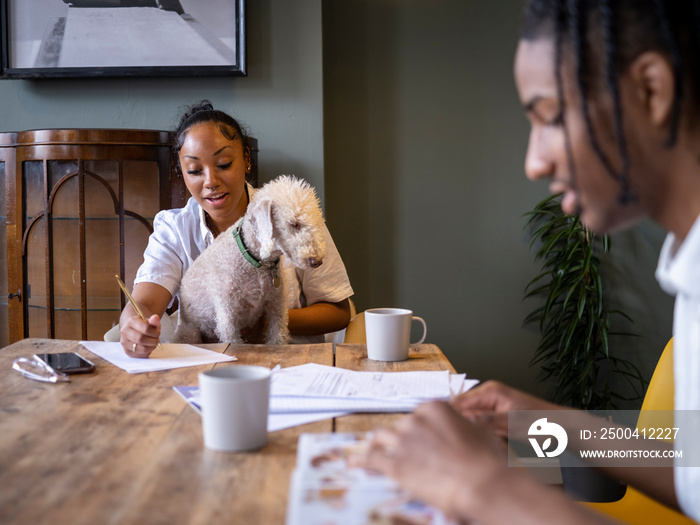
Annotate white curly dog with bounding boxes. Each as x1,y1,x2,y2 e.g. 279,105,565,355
173,175,327,344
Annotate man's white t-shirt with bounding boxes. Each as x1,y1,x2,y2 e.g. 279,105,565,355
656,215,700,521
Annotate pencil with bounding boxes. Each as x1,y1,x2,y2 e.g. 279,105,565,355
115,275,164,354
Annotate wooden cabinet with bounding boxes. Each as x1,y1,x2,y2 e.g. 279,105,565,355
1,129,259,347
1,129,183,346
0,133,16,348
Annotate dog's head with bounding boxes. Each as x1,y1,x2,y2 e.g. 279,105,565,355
250,175,327,269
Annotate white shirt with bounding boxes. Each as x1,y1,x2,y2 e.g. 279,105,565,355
656,215,700,521
135,185,354,344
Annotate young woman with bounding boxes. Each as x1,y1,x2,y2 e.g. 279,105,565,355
119,101,353,357
366,1,700,523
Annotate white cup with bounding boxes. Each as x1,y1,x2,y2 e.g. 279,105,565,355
365,308,427,361
198,365,271,452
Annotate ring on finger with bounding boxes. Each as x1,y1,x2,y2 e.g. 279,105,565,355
132,343,137,352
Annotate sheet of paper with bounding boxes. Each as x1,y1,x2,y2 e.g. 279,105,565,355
270,384,479,414
172,386,346,432
173,364,481,431
270,395,419,414
449,374,480,397
271,363,451,400
80,341,235,374
269,412,347,432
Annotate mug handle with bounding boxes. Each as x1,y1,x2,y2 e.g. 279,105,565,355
410,316,427,345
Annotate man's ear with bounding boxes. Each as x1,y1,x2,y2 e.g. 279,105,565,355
628,51,676,128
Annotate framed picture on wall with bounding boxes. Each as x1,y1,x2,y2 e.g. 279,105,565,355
0,0,246,78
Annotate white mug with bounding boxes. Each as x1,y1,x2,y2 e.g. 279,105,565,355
365,308,427,361
198,365,271,452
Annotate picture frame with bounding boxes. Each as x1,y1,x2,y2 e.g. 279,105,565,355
0,0,246,78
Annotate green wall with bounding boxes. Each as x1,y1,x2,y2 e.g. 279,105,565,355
322,0,673,399
323,0,546,392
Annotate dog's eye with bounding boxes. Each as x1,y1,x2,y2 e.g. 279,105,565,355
290,222,301,230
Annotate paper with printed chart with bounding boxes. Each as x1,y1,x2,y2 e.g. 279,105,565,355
173,363,478,432
269,362,478,413
285,432,457,525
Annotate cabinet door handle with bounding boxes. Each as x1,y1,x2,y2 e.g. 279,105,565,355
8,290,21,301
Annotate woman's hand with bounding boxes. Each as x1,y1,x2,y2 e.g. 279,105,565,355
365,400,509,522
118,282,171,358
120,313,162,358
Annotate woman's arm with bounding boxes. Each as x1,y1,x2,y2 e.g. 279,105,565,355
288,298,351,336
118,282,172,358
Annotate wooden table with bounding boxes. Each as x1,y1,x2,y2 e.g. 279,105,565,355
0,339,454,525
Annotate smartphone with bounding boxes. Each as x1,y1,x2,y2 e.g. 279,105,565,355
34,353,95,374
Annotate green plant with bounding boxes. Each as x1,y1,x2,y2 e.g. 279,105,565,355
524,194,646,410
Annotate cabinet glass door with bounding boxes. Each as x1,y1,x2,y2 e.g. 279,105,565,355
23,156,161,341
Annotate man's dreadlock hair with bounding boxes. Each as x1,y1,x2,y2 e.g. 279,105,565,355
521,0,700,203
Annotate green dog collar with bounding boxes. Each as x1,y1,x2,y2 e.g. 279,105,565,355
233,219,280,272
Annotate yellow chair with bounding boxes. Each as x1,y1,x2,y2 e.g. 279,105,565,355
586,339,695,524
343,311,366,344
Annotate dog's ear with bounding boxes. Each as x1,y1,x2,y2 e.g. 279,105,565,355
257,198,276,260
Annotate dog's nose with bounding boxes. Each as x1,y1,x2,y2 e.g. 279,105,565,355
308,257,323,268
